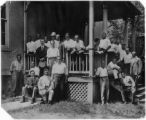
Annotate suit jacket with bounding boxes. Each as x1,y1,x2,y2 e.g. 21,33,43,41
36,46,48,64
24,76,39,87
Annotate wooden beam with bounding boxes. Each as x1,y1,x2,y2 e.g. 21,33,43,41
89,1,94,77
103,4,108,33
103,4,108,66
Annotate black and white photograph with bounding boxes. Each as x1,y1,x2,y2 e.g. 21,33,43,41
1,0,145,119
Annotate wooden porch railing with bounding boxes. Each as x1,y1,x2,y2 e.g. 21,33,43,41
66,52,89,74
25,54,37,70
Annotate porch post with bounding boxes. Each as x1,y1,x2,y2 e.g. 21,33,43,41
103,4,108,33
89,1,94,77
124,18,129,48
103,4,108,66
24,2,27,71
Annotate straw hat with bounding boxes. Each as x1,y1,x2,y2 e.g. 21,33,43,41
50,32,56,36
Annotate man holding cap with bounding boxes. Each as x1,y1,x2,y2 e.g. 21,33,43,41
36,39,48,76
51,56,68,101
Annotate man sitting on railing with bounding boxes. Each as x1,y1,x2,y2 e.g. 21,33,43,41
35,33,41,50
71,35,85,54
63,33,75,52
46,32,59,48
98,32,111,54
29,61,40,77
107,58,121,84
21,70,39,104
26,35,36,55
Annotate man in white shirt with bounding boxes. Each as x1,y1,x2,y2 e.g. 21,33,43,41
71,35,85,54
117,43,126,71
38,68,54,104
99,32,111,53
121,72,135,103
29,62,40,77
107,58,121,81
96,60,109,105
52,56,68,102
26,36,36,54
35,34,41,50
46,32,59,48
63,33,75,51
124,48,132,74
47,40,60,76
130,51,142,81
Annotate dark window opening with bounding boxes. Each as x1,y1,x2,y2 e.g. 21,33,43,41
1,4,6,45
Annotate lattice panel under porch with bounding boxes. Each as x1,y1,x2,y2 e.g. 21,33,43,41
65,82,88,102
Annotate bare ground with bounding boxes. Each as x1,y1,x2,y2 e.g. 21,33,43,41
7,101,145,119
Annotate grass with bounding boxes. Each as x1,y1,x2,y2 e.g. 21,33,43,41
8,101,145,119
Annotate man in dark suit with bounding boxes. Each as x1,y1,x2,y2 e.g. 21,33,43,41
36,39,48,76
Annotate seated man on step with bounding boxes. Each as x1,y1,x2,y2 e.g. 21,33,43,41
21,70,39,104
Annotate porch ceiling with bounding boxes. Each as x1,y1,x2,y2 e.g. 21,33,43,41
28,1,141,22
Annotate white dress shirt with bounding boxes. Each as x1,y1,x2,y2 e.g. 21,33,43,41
108,43,118,53
123,76,135,87
10,60,23,72
35,39,41,50
63,39,75,49
124,53,132,64
26,41,36,53
107,61,120,72
52,62,67,74
119,49,126,61
29,66,40,76
99,38,111,50
47,47,60,58
46,40,60,48
96,67,108,77
75,40,85,50
38,75,52,90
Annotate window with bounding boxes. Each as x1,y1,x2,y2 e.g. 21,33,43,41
1,2,10,50
1,4,6,45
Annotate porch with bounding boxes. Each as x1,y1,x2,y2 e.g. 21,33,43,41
24,1,140,104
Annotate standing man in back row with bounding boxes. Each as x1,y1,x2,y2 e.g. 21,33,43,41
36,39,48,76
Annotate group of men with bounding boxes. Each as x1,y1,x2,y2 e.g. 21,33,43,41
10,31,142,105
21,56,67,104
94,33,142,105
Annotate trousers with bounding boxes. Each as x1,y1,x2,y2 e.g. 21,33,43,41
22,85,38,98
100,76,109,103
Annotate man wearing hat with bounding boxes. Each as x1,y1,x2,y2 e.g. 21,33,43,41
47,40,60,76
51,56,68,102
46,32,59,48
